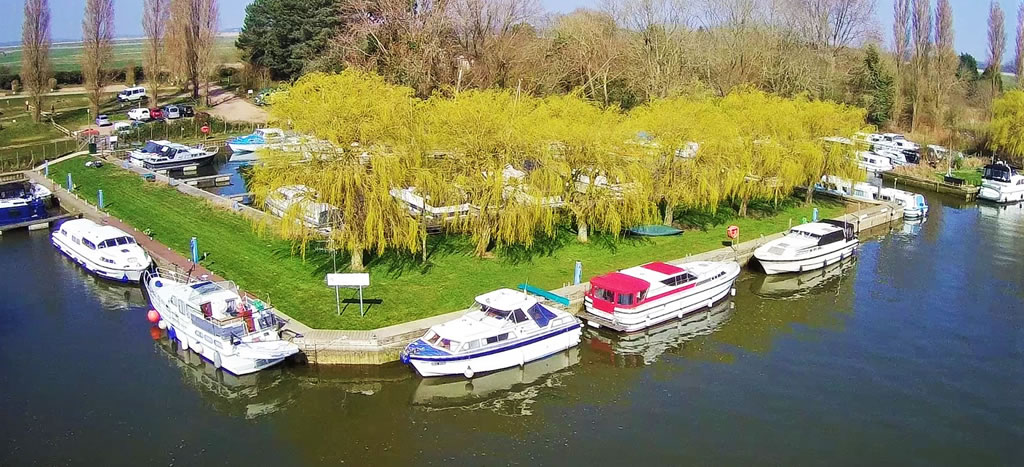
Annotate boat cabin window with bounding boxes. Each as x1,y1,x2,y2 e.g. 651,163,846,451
143,141,164,153
82,239,97,249
526,303,557,328
462,340,481,351
485,333,510,344
662,272,697,287
511,308,528,323
617,293,635,306
591,286,615,302
788,229,821,239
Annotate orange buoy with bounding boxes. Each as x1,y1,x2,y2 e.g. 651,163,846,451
149,326,162,340
147,309,160,323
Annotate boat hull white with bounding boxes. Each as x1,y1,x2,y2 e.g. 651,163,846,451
228,142,262,153
51,233,150,282
978,184,1024,203
165,325,287,376
584,265,740,333
408,325,582,378
756,240,858,275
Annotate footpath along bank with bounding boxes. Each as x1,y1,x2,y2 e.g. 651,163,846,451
31,154,904,365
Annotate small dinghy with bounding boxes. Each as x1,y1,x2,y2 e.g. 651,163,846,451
628,225,683,236
400,288,582,378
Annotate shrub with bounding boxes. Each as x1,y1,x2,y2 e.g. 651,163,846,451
11,79,20,93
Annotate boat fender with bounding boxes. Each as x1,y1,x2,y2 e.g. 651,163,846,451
180,335,189,351
214,351,222,369
168,327,176,341
192,342,203,354
707,299,713,309
157,319,167,330
464,367,474,379
731,287,736,297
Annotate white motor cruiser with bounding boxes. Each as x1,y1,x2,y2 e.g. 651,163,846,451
878,187,929,218
856,151,894,173
978,161,1024,203
129,140,217,170
816,175,879,202
228,128,288,153
143,269,300,375
400,288,582,378
265,185,338,232
51,219,153,282
582,260,740,333
754,220,858,275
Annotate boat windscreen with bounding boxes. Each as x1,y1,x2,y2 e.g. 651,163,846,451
143,141,163,153
526,303,557,327
189,281,222,295
983,165,1013,183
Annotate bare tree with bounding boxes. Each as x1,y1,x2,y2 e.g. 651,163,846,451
168,0,218,102
989,1,1006,96
604,0,694,100
143,0,170,107
784,0,878,51
21,0,52,122
1016,2,1024,80
449,0,543,90
892,0,911,125
81,0,114,117
934,0,955,127
910,0,931,132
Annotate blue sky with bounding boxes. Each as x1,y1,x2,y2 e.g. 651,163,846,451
0,0,1015,60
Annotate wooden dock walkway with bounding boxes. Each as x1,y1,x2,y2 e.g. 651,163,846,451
0,212,81,234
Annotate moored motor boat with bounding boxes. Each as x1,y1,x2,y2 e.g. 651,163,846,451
400,288,582,378
265,185,338,232
978,161,1024,203
753,220,858,275
856,151,894,173
143,268,300,375
878,187,929,218
228,128,288,153
129,140,217,170
0,180,48,226
582,260,740,333
51,218,153,282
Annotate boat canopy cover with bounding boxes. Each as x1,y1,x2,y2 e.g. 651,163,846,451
983,163,1016,183
641,261,685,275
526,303,558,328
590,272,651,295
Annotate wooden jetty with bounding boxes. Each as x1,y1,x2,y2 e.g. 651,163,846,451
881,171,979,201
176,174,232,188
0,212,81,234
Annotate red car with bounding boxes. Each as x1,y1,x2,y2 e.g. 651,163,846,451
148,107,163,120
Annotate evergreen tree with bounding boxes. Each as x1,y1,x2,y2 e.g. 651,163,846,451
236,0,342,81
855,45,895,126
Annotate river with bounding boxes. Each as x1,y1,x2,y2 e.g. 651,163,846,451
1,193,1021,465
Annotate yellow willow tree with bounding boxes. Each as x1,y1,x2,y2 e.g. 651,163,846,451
422,89,558,256
790,97,870,204
250,71,424,271
533,93,656,242
988,90,1024,165
627,95,732,225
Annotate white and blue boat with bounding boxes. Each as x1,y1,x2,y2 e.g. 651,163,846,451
401,288,582,378
228,128,287,154
878,187,929,218
51,219,153,282
0,180,49,226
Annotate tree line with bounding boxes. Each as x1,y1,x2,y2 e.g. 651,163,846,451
18,0,220,122
249,70,867,271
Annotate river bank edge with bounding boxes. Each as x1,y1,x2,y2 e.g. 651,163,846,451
22,158,905,365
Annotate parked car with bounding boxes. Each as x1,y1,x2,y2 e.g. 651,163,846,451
95,114,111,126
179,105,195,118
117,86,147,103
127,107,151,121
78,128,100,137
113,121,132,133
149,107,164,120
163,105,181,119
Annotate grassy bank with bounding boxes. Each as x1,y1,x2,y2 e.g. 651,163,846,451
0,37,239,73
934,168,982,186
48,156,845,330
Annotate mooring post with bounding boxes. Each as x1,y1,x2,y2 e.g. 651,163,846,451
66,173,72,191
98,189,104,209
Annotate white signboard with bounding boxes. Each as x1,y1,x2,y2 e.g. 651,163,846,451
327,273,369,288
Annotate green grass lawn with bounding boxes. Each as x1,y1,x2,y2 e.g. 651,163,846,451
935,168,982,186
0,37,239,73
48,156,845,330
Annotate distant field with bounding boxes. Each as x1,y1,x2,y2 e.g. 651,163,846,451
0,36,239,73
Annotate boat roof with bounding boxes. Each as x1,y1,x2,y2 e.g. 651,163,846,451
60,218,134,242
791,222,843,236
474,288,537,312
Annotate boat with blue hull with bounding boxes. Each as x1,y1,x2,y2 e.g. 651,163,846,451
51,218,153,283
0,180,48,226
401,288,582,378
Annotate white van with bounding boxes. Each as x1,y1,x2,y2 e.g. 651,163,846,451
117,86,147,103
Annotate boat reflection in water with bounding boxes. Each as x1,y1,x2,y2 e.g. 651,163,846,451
153,337,296,419
412,347,580,412
585,298,734,367
750,259,856,300
899,216,926,236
